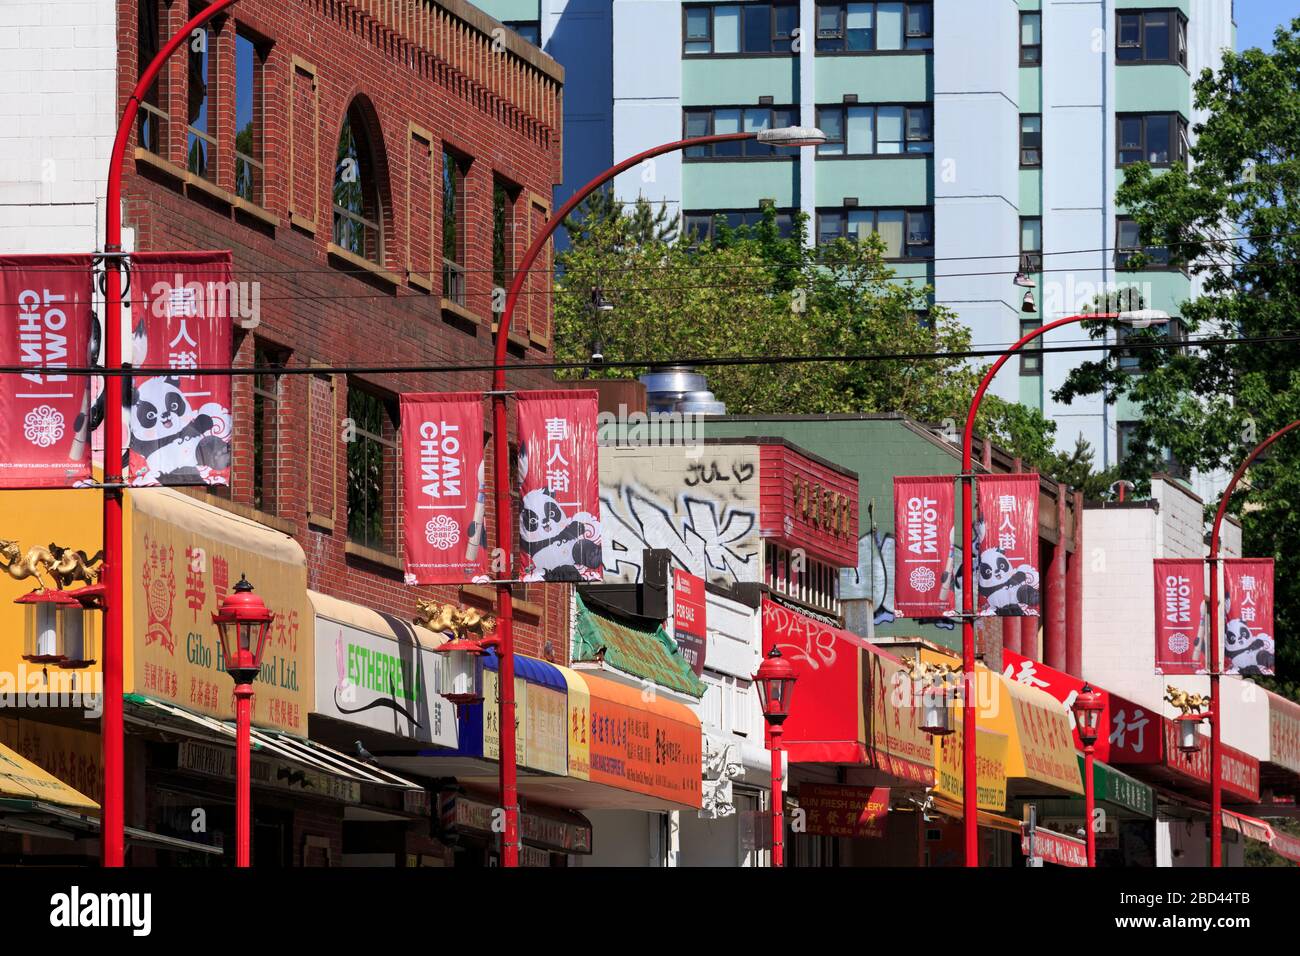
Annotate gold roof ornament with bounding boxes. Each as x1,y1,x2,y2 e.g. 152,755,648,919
1165,684,1210,716
413,599,496,641
0,539,105,594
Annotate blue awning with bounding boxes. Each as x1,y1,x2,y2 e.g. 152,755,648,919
481,649,566,692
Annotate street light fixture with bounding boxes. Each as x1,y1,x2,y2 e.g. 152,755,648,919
212,574,274,868
755,646,797,868
756,126,827,147
434,636,486,706
1072,683,1105,867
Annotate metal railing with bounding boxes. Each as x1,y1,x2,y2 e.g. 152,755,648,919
333,203,383,263
442,258,466,305
187,126,217,181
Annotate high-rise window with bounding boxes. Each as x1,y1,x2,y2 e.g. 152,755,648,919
683,206,794,243
1020,12,1041,65
1117,113,1188,167
816,207,933,258
816,104,933,155
1020,217,1042,272
503,20,541,45
442,149,468,304
683,3,798,55
815,2,933,52
1020,114,1042,167
1117,9,1188,66
1020,319,1043,375
1116,217,1172,269
234,32,265,204
346,385,397,552
186,8,215,180
683,106,800,158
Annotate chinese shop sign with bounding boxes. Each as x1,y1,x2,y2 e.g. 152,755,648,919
798,784,890,838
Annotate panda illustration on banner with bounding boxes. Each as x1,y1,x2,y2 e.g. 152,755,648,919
970,516,1040,616
516,444,602,582
1224,596,1275,677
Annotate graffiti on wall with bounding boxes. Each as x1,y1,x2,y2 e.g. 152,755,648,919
839,531,960,630
600,447,761,586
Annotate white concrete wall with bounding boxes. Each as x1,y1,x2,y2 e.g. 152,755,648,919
575,809,663,866
0,0,118,254
611,0,682,217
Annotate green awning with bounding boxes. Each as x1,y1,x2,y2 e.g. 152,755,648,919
572,595,707,698
1076,754,1155,818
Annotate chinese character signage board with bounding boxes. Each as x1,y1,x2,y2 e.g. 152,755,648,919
672,569,707,677
974,473,1040,616
1022,824,1087,868
0,254,95,487
893,476,957,618
126,251,234,487
1153,558,1207,674
798,784,890,838
400,392,489,585
1223,558,1274,677
515,390,602,582
129,489,313,735
933,725,1009,811
1162,718,1260,800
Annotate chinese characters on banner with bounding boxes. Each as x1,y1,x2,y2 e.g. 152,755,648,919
126,251,234,486
1153,558,1207,675
1224,558,1274,677
400,392,489,585
515,390,602,582
797,784,890,838
974,473,1040,616
892,475,956,617
0,254,95,487
672,568,707,677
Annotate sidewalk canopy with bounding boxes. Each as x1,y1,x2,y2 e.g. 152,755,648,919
572,594,706,698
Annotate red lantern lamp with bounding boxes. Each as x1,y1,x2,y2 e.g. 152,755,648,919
754,646,797,726
1072,683,1105,748
211,575,275,684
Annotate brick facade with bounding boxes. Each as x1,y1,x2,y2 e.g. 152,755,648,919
116,0,570,660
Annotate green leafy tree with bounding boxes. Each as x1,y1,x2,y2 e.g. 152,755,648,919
1055,18,1300,690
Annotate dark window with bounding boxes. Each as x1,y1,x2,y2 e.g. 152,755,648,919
493,178,518,298
1116,217,1171,269
683,106,800,158
252,343,287,514
442,149,468,304
234,32,266,204
815,207,933,258
1117,421,1141,464
503,20,541,45
138,0,166,154
816,104,933,156
1117,112,1187,167
1020,217,1042,272
683,3,799,55
333,104,385,263
186,6,214,181
683,206,794,243
346,386,397,552
1117,9,1187,66
1020,12,1041,65
815,2,932,52
1020,319,1043,375
1116,315,1185,372
1020,114,1042,167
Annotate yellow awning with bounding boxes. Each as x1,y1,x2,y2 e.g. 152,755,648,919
921,649,1082,796
0,740,98,811
931,795,1023,834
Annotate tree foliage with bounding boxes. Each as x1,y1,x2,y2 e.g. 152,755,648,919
1056,19,1300,689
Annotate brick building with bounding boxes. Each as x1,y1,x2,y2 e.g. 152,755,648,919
116,0,567,656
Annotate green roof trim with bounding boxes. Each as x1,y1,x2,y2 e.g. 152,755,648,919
572,595,708,699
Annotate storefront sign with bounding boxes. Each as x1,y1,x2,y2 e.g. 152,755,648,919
975,473,1040,617
892,476,956,618
864,651,934,784
1223,558,1274,676
483,668,528,767
0,717,101,804
934,727,1008,811
1268,691,1300,775
442,793,592,853
313,615,457,748
1163,718,1260,801
798,784,889,838
400,392,489,584
130,490,313,735
178,740,360,803
671,569,707,677
1153,558,1207,674
525,683,567,776
0,253,95,487
1022,824,1087,867
759,444,858,567
515,390,602,582
1003,650,1157,765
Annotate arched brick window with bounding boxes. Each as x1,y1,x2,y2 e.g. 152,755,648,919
333,100,388,264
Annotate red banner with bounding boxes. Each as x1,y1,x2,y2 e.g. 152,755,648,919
400,392,488,585
515,390,602,582
1153,558,1207,674
0,254,95,486
974,473,1039,616
1022,825,1087,867
1224,558,1274,677
798,784,889,838
124,251,234,486
893,475,956,617
672,569,707,677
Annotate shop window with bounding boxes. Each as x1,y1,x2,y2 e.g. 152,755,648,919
333,102,386,264
346,384,398,551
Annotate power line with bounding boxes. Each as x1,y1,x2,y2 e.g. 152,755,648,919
2,330,1294,379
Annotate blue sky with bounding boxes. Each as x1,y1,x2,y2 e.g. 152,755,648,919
1234,1,1298,51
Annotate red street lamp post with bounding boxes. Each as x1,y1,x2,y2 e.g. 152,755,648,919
959,308,1168,866
754,646,797,867
97,0,242,868
212,574,274,868
489,124,822,865
1204,418,1300,866
1071,683,1104,867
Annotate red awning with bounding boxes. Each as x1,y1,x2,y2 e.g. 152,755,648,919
1269,827,1300,865
1222,809,1273,845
